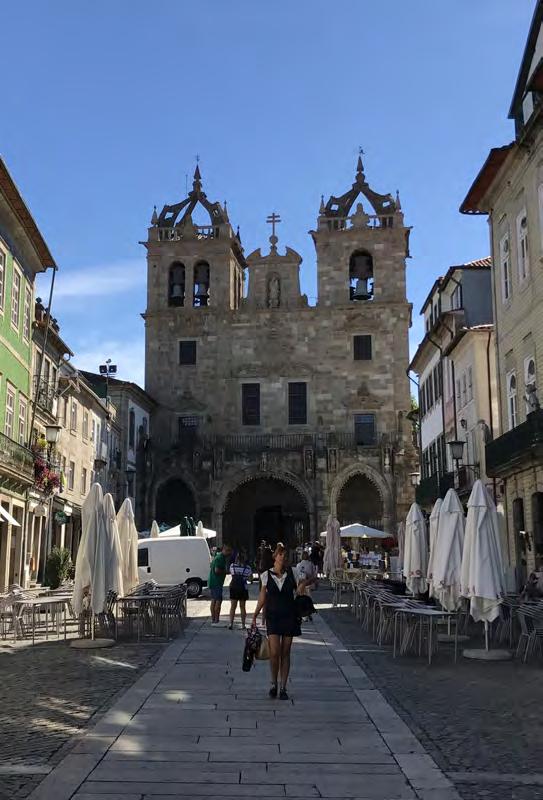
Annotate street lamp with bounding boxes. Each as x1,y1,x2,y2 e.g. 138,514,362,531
448,439,464,466
45,424,61,447
409,472,421,487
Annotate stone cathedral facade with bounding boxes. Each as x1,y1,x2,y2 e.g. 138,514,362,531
143,158,416,553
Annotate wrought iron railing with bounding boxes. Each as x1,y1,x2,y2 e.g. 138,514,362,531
33,378,58,414
416,471,455,508
486,409,543,477
0,431,34,481
176,431,383,453
157,225,220,242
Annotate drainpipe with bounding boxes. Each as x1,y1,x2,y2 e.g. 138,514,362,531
440,311,459,443
486,329,494,438
407,371,422,474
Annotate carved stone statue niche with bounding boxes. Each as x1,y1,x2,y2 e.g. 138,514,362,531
267,275,281,308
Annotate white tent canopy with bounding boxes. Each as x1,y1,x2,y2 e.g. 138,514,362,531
320,522,388,539
160,522,217,539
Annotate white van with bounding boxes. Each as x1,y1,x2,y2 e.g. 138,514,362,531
137,536,211,597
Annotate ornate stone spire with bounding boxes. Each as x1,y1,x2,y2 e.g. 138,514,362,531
151,205,158,226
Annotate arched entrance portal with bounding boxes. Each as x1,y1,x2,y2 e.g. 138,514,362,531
155,478,196,527
336,473,383,529
223,477,309,557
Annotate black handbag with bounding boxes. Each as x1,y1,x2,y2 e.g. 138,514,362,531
294,594,316,619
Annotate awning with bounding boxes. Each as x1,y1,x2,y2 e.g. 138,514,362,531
0,505,21,526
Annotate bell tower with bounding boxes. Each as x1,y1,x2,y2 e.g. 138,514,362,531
311,156,411,307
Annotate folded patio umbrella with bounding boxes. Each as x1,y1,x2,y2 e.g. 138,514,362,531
323,515,342,575
461,480,505,624
150,520,160,539
431,489,465,611
72,483,107,616
403,503,428,596
103,493,124,600
427,498,443,599
116,498,139,595
397,521,405,572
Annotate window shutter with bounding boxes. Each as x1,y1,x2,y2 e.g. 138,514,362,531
288,382,307,425
532,492,543,550
353,335,372,361
242,384,260,425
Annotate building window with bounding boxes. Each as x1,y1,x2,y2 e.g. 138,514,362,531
18,397,27,445
525,355,537,414
0,248,4,312
129,408,135,447
516,209,529,283
354,413,376,446
507,371,518,429
288,382,307,425
11,269,21,330
349,250,373,301
23,287,31,341
193,261,210,307
451,284,463,310
179,340,197,365
353,335,372,361
82,411,89,440
91,418,96,442
70,401,78,432
467,366,473,401
5,384,15,439
500,234,511,302
81,467,87,496
461,373,467,407
178,415,199,440
68,460,75,491
242,383,260,426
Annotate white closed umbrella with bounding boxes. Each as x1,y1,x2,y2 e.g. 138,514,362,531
72,483,107,616
323,515,342,575
403,503,428,596
461,480,505,624
196,521,205,538
116,498,139,595
431,489,465,611
103,493,124,599
427,498,443,599
150,520,160,539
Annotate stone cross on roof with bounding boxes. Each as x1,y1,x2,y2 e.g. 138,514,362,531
266,212,281,253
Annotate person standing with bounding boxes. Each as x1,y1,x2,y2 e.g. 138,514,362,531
251,542,315,700
209,543,232,625
229,551,252,629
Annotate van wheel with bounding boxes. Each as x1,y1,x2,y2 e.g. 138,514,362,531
186,579,202,598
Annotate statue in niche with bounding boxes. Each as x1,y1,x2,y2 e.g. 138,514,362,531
268,276,280,308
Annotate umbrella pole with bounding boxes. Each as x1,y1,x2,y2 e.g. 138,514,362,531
484,620,489,652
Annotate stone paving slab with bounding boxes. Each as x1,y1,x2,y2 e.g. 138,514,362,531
29,602,461,800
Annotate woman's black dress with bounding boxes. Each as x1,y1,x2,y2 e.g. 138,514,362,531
265,569,301,637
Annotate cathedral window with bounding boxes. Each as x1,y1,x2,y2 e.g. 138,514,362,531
349,251,374,301
242,383,260,426
168,262,185,307
353,335,372,361
179,340,197,365
288,382,307,425
354,413,376,446
193,261,210,307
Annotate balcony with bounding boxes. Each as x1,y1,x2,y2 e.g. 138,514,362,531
486,409,543,478
0,432,34,483
173,431,382,457
416,471,455,508
33,378,57,415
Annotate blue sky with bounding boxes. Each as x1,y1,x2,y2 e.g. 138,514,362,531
1,1,535,386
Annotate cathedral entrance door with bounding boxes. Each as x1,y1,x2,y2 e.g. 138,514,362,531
222,477,309,559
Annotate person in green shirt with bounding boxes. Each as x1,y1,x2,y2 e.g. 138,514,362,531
209,544,232,624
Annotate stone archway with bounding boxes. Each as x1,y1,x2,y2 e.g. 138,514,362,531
330,464,392,532
155,477,197,527
221,475,310,557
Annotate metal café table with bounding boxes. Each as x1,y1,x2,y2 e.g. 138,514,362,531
392,605,458,665
12,595,72,645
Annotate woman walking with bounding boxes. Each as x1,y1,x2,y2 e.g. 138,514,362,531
229,551,252,629
251,542,315,700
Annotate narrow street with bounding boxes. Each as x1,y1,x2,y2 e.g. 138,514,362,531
26,592,458,800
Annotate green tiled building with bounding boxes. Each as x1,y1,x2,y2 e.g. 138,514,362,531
0,158,55,590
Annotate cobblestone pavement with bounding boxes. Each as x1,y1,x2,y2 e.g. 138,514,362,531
320,597,543,800
0,634,164,799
